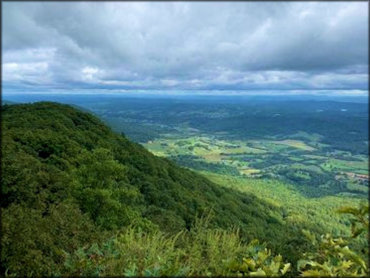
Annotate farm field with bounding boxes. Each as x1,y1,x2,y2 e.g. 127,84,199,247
144,134,368,198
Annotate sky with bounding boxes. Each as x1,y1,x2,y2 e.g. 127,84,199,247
2,1,369,95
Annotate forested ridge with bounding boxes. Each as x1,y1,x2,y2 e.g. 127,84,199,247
1,102,368,276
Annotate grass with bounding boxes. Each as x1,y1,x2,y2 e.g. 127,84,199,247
289,131,323,142
272,139,316,151
321,158,369,175
346,182,368,194
291,163,323,173
239,168,261,175
202,153,222,162
303,154,327,160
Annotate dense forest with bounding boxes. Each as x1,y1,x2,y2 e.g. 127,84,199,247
1,102,368,276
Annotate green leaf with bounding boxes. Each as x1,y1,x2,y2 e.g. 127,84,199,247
250,269,266,276
280,263,291,275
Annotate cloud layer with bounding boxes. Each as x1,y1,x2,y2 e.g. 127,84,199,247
2,2,368,93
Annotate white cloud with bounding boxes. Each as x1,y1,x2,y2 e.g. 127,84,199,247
81,66,99,81
2,1,368,92
3,62,50,83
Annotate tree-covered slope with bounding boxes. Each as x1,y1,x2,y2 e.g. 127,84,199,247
1,102,316,275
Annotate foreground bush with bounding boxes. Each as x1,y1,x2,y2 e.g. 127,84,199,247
298,203,368,277
61,216,291,277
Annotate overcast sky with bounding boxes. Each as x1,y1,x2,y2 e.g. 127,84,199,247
2,1,368,95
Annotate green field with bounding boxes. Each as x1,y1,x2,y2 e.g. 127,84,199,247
144,133,368,198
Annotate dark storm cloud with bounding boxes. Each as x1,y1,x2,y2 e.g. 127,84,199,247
2,2,368,93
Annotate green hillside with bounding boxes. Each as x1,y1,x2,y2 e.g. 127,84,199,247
1,102,367,276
